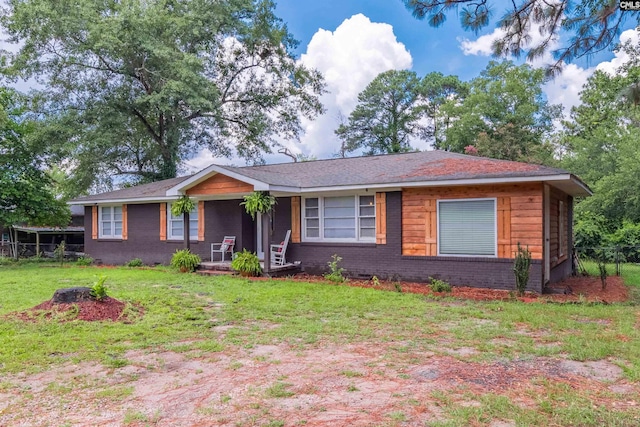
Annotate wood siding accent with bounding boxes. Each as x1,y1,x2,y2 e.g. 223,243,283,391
402,183,543,259
92,206,98,240
198,201,205,241
375,192,387,244
497,197,511,257
291,197,301,243
159,203,167,241
122,204,128,240
186,174,253,196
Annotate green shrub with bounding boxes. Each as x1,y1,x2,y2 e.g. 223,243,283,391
170,249,201,273
91,275,108,301
76,256,94,266
513,243,531,296
0,256,16,265
53,241,66,265
126,258,144,267
230,249,262,276
324,254,346,283
429,277,451,292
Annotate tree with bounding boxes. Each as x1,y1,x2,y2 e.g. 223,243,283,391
420,72,468,148
0,87,70,229
1,0,324,193
440,61,560,163
335,70,424,155
403,0,633,76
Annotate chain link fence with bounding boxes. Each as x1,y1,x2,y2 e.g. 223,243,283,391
574,245,640,276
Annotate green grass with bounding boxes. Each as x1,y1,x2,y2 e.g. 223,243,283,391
1,262,640,425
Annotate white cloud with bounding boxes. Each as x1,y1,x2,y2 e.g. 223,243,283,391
596,28,640,75
295,14,413,159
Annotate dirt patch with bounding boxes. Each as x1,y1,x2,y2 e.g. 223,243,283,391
5,296,140,322
1,343,638,426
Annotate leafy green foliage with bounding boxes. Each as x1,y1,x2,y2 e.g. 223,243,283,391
1,0,324,192
230,249,262,276
76,256,94,266
403,0,631,75
440,61,560,163
240,192,276,220
170,249,201,273
90,275,109,301
324,254,346,283
125,258,144,268
53,241,66,266
429,277,452,293
513,243,531,297
0,87,70,227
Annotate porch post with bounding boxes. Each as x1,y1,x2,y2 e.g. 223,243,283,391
262,212,271,275
36,231,40,257
184,212,191,250
13,227,18,260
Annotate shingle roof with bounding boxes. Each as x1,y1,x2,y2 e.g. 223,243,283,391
218,150,569,188
71,150,589,203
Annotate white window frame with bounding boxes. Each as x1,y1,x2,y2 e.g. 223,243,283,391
167,203,199,241
99,205,123,239
437,198,497,257
302,194,376,243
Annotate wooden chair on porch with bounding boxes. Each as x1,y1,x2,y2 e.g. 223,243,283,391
270,230,291,266
211,236,236,262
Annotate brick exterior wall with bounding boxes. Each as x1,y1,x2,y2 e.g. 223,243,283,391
84,201,252,265
285,192,545,293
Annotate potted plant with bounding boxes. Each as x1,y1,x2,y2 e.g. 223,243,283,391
231,249,262,277
170,249,201,273
240,191,276,220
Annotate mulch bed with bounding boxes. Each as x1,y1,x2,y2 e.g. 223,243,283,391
6,296,135,323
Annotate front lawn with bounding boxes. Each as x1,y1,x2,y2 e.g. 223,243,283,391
1,262,639,426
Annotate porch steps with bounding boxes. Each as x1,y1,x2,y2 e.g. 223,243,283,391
196,260,302,277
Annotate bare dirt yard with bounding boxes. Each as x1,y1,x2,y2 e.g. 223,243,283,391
0,275,637,426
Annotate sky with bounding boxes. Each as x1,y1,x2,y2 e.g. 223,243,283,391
184,0,640,171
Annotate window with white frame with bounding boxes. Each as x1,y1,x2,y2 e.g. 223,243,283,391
303,195,376,242
99,205,123,239
438,199,496,256
167,203,198,240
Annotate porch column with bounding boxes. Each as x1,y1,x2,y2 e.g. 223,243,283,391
262,212,271,275
36,231,40,257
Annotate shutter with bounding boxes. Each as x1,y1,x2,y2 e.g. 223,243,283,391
375,192,386,244
291,197,301,243
425,198,437,256
497,197,511,257
198,201,205,241
122,205,128,241
160,203,167,241
439,200,496,256
92,206,98,240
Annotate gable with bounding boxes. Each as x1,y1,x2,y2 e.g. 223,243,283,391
186,173,254,196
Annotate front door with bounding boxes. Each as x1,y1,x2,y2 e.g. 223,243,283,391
256,212,264,260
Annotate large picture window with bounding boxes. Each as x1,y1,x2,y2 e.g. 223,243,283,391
167,204,198,241
99,206,123,239
438,199,496,256
303,195,375,242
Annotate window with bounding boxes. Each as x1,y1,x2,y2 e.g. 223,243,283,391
99,206,123,239
303,195,375,242
167,204,198,240
438,199,496,256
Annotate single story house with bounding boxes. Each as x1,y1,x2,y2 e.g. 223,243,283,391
70,150,591,293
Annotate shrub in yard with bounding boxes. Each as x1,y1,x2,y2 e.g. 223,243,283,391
324,254,346,283
126,258,144,267
91,275,108,301
230,249,262,277
53,241,66,265
170,249,201,273
76,256,94,266
513,243,531,296
429,277,452,292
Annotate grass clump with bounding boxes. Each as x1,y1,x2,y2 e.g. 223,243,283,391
125,258,144,267
76,256,93,266
429,277,452,293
